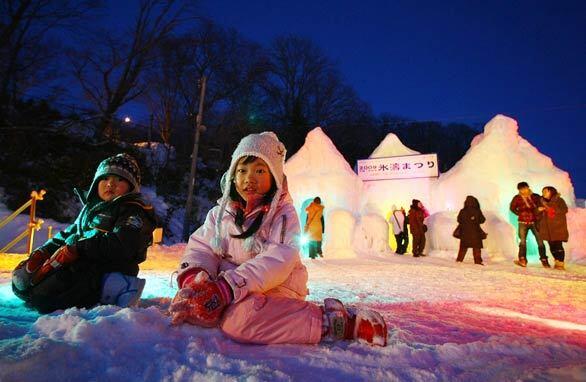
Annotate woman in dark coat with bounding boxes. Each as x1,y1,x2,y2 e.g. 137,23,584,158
408,199,428,257
455,196,486,265
538,186,569,270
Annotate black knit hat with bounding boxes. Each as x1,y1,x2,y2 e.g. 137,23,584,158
88,153,141,199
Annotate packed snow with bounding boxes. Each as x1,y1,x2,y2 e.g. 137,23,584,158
1,245,585,381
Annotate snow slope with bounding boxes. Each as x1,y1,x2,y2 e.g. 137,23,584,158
1,245,585,382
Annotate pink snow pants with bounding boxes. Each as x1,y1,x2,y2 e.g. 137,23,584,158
220,293,323,344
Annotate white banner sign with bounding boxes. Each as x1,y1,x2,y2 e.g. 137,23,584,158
357,153,439,181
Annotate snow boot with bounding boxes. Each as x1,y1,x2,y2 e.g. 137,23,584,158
514,256,527,267
322,298,388,347
554,260,565,270
100,272,146,308
514,245,527,267
538,246,550,268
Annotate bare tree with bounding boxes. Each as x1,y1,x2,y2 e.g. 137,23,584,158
143,21,268,155
263,35,371,151
264,35,330,127
71,0,195,139
0,0,100,121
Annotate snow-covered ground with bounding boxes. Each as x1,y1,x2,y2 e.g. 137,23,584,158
1,244,585,382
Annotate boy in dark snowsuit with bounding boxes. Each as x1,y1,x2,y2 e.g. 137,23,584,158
510,181,547,267
12,154,156,313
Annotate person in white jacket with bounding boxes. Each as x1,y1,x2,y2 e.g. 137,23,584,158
169,132,387,346
389,206,409,254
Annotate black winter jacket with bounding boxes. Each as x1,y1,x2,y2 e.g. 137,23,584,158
40,190,157,276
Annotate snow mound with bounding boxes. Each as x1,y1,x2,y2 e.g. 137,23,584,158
322,209,357,258
433,114,576,216
427,211,517,262
567,208,586,264
285,127,363,215
430,114,583,262
352,214,391,256
286,127,364,256
369,133,420,158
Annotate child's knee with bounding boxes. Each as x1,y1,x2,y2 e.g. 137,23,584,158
220,294,264,341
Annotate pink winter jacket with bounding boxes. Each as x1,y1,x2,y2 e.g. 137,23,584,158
177,195,308,303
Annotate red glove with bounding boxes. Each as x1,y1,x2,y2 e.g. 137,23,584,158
169,272,233,327
32,245,78,285
12,249,51,291
26,248,51,273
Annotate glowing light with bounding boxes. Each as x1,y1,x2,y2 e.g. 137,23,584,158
124,116,131,123
298,234,309,246
469,305,586,331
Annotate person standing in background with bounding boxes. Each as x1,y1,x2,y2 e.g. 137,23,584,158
408,199,428,257
455,196,486,265
538,186,569,270
510,181,548,268
390,206,409,255
305,197,325,259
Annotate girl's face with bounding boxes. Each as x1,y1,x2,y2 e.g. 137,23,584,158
234,157,273,203
542,188,552,199
98,175,131,201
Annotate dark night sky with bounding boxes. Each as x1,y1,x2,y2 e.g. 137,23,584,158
115,1,586,196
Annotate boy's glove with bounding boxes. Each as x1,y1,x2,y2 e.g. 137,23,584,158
12,248,51,291
169,272,233,327
32,245,79,285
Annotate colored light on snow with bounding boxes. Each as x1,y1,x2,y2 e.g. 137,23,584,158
0,284,19,304
469,305,586,332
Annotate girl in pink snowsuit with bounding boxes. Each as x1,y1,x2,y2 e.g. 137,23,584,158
169,132,387,346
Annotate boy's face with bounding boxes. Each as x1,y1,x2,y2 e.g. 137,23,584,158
234,157,273,203
98,175,131,201
519,187,530,196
